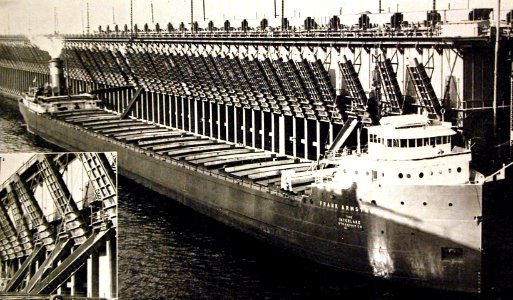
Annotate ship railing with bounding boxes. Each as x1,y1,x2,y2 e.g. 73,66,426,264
326,146,365,159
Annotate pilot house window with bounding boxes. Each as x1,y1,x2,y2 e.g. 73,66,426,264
383,136,451,148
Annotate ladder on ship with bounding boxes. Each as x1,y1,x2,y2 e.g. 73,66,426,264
407,58,441,118
338,55,367,116
377,57,403,115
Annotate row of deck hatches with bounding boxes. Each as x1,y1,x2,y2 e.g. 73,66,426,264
56,109,316,194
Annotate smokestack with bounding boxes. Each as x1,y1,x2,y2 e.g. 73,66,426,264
49,58,65,96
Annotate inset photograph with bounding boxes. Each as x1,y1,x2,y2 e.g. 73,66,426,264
0,152,117,299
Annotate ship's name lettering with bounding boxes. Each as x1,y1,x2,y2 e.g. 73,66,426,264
319,201,368,213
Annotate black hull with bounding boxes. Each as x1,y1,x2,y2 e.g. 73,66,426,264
19,103,484,293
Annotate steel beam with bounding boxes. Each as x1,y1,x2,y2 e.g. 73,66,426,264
11,174,56,251
120,86,143,119
5,184,33,256
0,200,22,259
37,156,88,245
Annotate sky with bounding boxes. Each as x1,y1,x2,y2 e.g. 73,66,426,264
0,0,511,35
0,153,33,184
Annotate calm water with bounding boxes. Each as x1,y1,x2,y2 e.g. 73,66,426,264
0,97,476,300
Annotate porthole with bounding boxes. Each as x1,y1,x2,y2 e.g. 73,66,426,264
398,173,403,179
358,198,363,202
355,170,358,175
457,167,462,173
449,203,453,207
371,200,377,205
411,232,415,236
419,172,424,178
381,230,385,234
430,171,434,176
400,201,404,205
448,168,452,173
423,202,427,206
366,171,369,176
406,174,411,179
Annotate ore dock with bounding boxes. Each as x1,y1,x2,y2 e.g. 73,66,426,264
0,0,513,297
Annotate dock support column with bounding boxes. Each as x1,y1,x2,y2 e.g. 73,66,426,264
117,90,121,113
145,91,149,121
292,117,297,157
271,113,275,152
188,97,192,132
315,120,321,159
163,94,168,126
225,105,229,141
251,110,256,148
261,111,265,150
174,96,179,128
279,115,285,155
329,123,334,146
303,119,309,159
242,108,247,146
135,90,140,119
194,98,198,134
87,250,99,297
234,107,238,144
209,102,213,137
167,94,173,128
217,103,221,139
181,96,185,130
152,92,156,123
108,237,117,298
156,93,161,125
201,101,206,135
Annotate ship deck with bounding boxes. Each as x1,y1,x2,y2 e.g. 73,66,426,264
53,108,315,195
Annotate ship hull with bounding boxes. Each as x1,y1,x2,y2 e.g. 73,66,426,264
19,102,482,293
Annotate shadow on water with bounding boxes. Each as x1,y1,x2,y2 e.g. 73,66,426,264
118,177,478,300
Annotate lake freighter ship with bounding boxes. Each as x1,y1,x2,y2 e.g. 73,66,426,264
18,54,506,294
